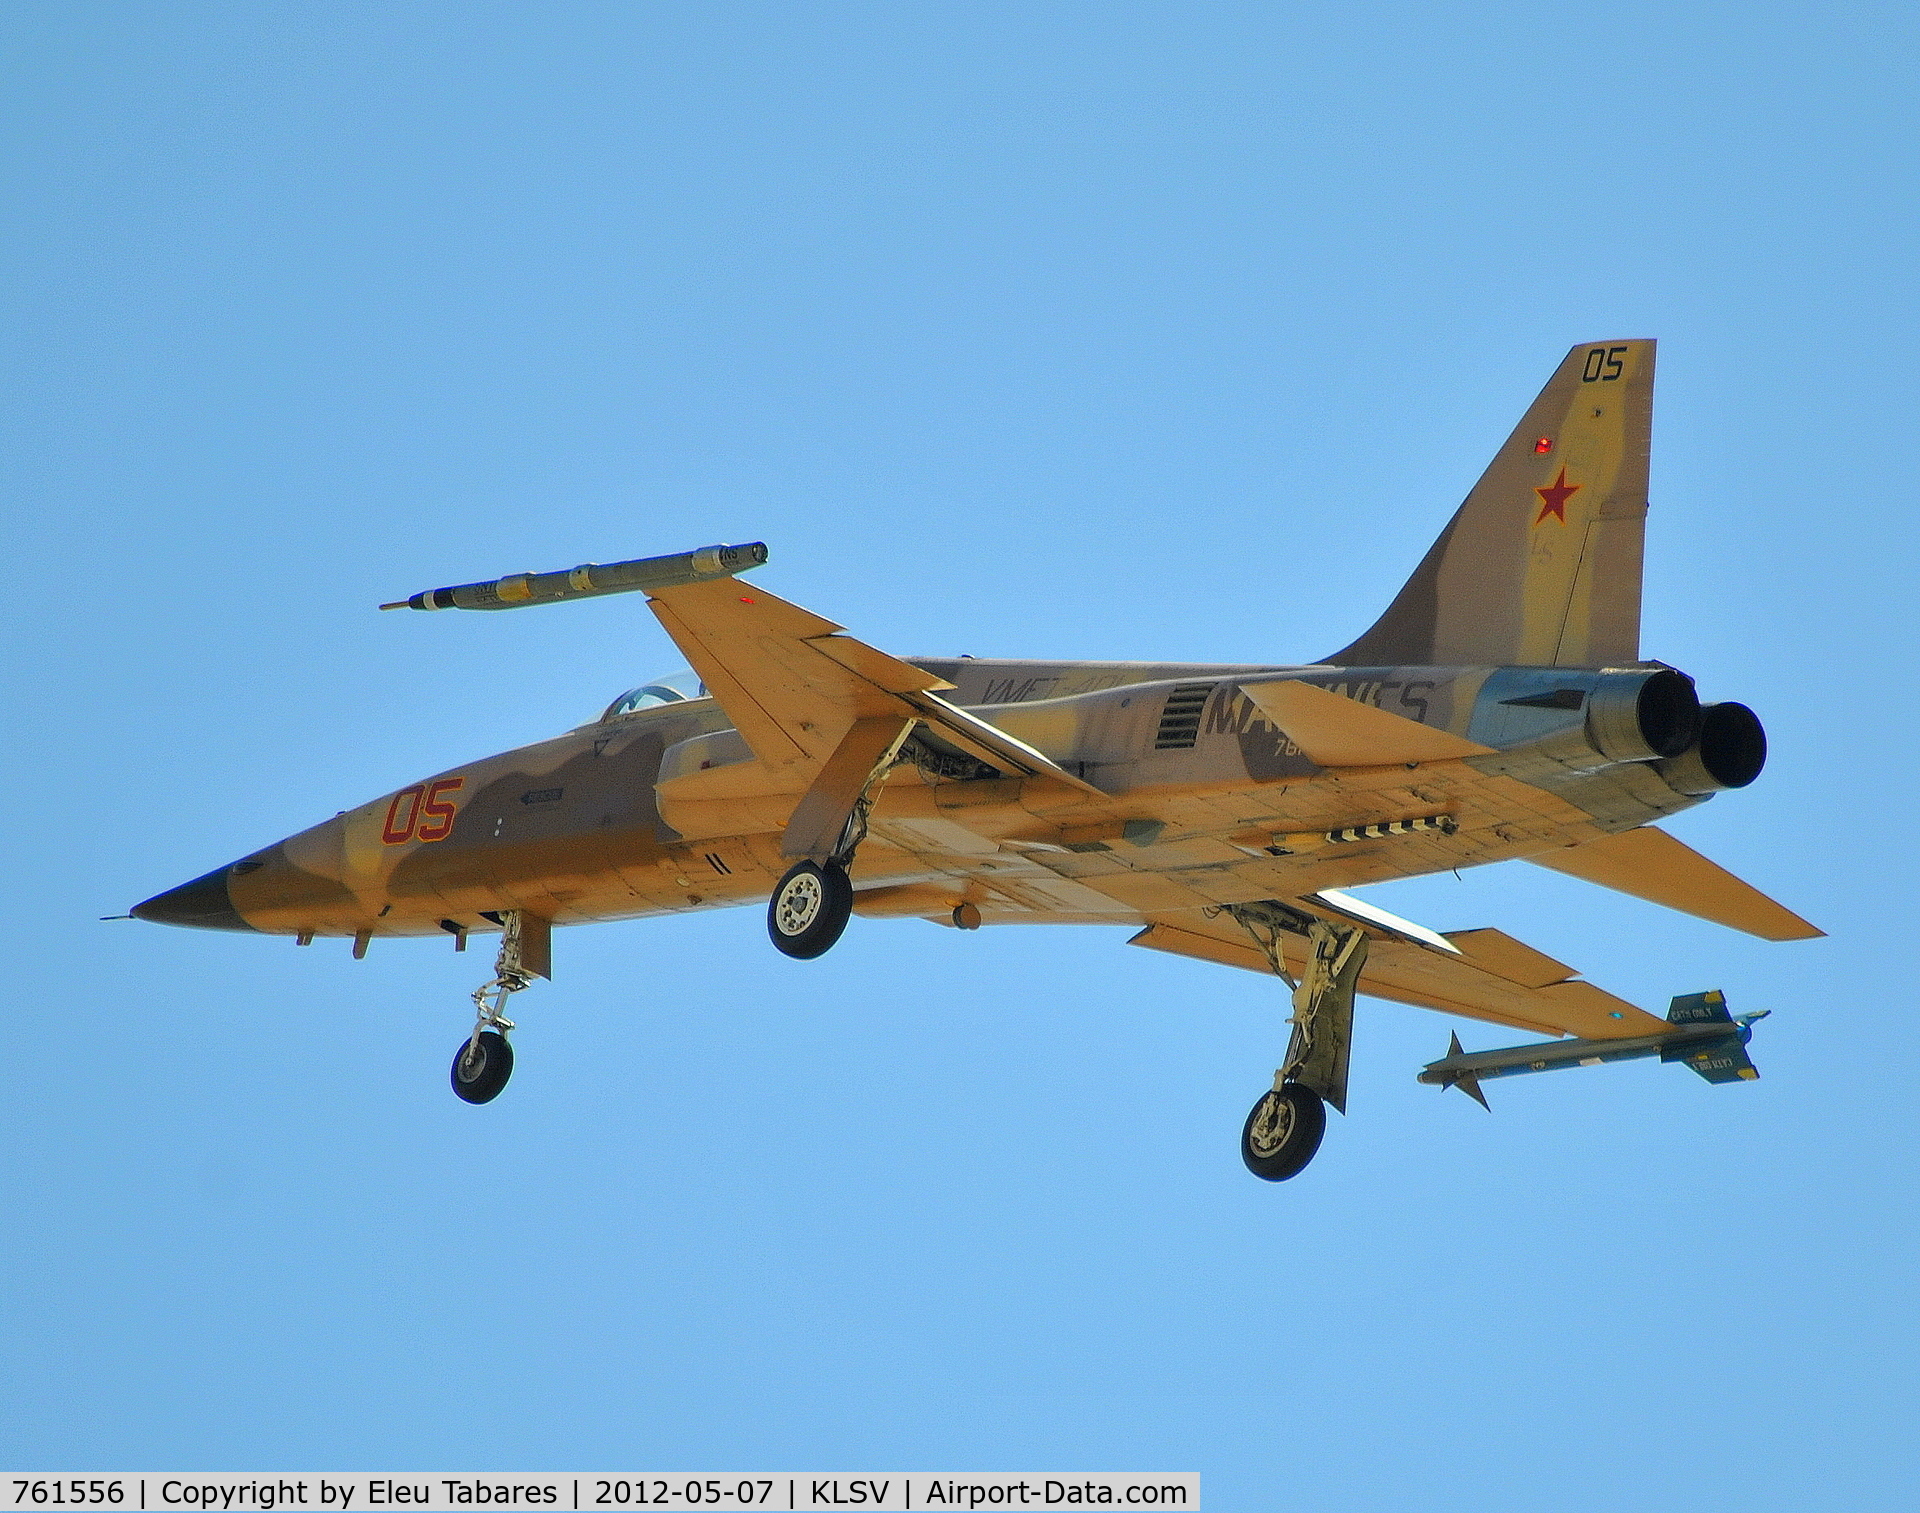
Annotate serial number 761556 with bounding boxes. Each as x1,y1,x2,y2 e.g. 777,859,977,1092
13,1485,126,1506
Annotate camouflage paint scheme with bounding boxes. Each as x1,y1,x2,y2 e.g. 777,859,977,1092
136,341,1820,1046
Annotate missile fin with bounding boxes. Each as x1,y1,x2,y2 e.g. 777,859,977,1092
1441,1033,1493,1109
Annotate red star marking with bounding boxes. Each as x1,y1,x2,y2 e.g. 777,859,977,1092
1534,467,1581,524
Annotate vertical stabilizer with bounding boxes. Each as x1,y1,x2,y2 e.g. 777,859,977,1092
1325,340,1654,668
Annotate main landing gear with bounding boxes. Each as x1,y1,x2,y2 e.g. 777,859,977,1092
1226,904,1369,1182
764,716,915,960
767,858,854,959
1241,1080,1327,1181
451,911,535,1104
766,771,872,960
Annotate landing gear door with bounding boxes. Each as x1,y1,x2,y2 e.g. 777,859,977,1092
1286,922,1369,1116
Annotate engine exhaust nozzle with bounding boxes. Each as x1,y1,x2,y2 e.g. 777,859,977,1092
1585,668,1700,762
1658,701,1768,794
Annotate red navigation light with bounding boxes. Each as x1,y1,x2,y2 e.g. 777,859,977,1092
1534,436,1554,454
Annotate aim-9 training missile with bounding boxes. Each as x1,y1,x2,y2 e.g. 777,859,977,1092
1420,992,1768,1106
381,542,769,613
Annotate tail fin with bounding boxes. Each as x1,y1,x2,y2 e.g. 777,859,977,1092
1666,989,1733,1025
1662,991,1761,1083
1326,340,1655,668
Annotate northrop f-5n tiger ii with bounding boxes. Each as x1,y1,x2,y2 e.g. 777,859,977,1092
130,341,1821,1180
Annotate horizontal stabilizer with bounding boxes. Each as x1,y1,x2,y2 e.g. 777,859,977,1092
1524,826,1823,941
1239,679,1493,767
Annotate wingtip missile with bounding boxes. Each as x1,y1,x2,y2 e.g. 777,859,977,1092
1420,992,1764,1094
382,542,769,613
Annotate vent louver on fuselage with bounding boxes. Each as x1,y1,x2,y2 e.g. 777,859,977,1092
1154,683,1216,749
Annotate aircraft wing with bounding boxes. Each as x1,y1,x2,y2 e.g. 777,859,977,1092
645,577,1107,802
1130,900,1671,1040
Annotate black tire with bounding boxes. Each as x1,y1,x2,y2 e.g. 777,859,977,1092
1240,1082,1326,1181
767,859,854,959
451,1029,514,1104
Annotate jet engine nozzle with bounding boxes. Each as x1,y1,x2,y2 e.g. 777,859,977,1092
1656,701,1768,794
1585,668,1700,762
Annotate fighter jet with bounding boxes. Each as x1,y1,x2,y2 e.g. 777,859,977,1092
129,340,1820,1180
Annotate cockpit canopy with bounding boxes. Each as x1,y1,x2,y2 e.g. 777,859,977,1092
600,670,707,722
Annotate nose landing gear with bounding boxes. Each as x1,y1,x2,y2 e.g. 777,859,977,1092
451,910,538,1104
452,1029,514,1104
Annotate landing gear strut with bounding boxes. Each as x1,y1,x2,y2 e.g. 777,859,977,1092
767,771,874,960
452,911,535,1104
765,715,915,960
1227,905,1368,1182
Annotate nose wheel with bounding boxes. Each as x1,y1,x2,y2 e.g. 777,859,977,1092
450,910,536,1104
452,1029,514,1104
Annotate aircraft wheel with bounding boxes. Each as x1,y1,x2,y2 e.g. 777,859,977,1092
451,1029,514,1104
1241,1082,1326,1181
767,859,853,959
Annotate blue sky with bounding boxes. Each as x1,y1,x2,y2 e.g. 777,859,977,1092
5,3,1917,1505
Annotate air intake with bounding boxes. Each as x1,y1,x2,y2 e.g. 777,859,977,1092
1154,684,1215,749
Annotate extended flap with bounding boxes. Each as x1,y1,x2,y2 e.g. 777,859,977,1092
1128,906,1667,1039
1442,927,1578,988
1130,920,1273,976
808,634,955,695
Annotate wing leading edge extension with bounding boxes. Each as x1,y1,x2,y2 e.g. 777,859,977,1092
644,577,1107,860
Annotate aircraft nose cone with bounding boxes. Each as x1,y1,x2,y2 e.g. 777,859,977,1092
131,865,259,932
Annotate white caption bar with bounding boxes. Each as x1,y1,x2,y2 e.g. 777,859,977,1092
0,1478,1199,1512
